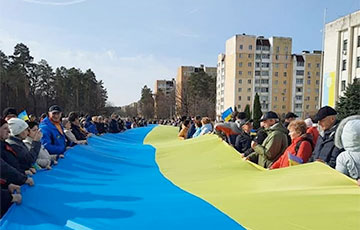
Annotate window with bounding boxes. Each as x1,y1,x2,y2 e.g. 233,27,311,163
297,62,304,67
307,79,311,84
296,87,303,92
262,63,270,68
240,45,243,50
296,79,303,84
295,95,302,100
316,63,320,68
276,46,280,53
238,88,242,92
239,62,243,67
275,72,279,77
306,105,310,109
285,46,288,52
262,54,270,59
283,80,287,85
248,79,251,84
282,105,286,109
307,72,311,77
284,72,287,77
255,71,260,76
255,62,260,68
273,105,277,109
247,96,251,101
307,88,311,93
315,96,318,101
357,57,360,68
261,79,269,84
316,72,320,76
256,54,261,59
285,55,288,60
239,79,242,84
238,104,241,109
342,60,347,71
255,79,260,84
358,36,360,47
308,63,311,68
248,71,252,76
296,70,304,75
283,97,286,102
284,64,288,68
275,63,279,68
275,55,279,60
248,54,252,58
306,96,310,101
295,104,302,109
341,80,346,91
239,54,242,58
316,80,319,85
343,39,348,51
262,71,269,76
238,96,242,101
239,71,242,75
261,96,268,101
248,62,252,67
274,80,278,85
274,96,278,101
249,45,253,50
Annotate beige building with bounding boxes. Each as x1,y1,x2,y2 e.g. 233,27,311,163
216,34,321,120
322,10,360,107
154,79,175,96
154,79,175,118
176,65,216,115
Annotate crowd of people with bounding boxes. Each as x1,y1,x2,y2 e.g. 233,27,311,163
0,105,150,217
1,104,359,218
177,106,360,186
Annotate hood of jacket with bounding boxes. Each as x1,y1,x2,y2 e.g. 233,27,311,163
267,122,288,135
335,115,360,152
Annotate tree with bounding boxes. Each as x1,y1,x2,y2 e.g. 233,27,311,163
139,85,154,119
244,104,251,119
252,93,262,129
336,79,360,120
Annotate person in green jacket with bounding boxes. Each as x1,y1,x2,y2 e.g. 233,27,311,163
247,111,289,168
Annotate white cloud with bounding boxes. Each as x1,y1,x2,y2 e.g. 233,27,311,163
22,0,87,6
0,29,180,106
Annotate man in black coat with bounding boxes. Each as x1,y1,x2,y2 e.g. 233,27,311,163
309,106,343,168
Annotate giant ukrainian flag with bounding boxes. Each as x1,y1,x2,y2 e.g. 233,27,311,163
1,125,359,230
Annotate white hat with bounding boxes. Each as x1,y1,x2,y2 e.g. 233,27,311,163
8,118,29,136
304,118,313,128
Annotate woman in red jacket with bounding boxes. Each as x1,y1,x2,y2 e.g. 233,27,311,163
271,120,313,169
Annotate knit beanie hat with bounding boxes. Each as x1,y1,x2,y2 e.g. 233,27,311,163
8,118,29,136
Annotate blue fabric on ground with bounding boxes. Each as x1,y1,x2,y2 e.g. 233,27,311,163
0,125,244,230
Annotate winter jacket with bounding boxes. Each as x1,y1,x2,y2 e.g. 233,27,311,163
1,188,12,218
334,115,360,180
40,117,66,155
309,121,343,168
85,117,98,135
199,123,213,136
71,123,87,141
235,132,253,156
6,136,40,173
271,135,313,169
0,158,27,186
109,119,120,133
306,126,319,146
0,140,21,172
248,122,289,168
187,123,197,139
192,127,202,138
178,126,189,140
24,137,52,168
64,129,87,145
95,122,106,134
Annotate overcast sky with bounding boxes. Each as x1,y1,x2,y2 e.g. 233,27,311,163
1,0,359,106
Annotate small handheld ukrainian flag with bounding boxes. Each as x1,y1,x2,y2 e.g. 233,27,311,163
221,107,233,122
18,110,29,121
288,153,303,166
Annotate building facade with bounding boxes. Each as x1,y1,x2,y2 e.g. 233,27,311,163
216,34,321,120
154,79,176,119
176,65,217,115
322,10,360,107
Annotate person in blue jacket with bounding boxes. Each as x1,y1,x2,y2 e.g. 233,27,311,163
39,105,66,157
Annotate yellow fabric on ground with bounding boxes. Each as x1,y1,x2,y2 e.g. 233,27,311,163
145,125,360,230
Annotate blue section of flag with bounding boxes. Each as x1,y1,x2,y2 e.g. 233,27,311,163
0,125,244,230
288,153,303,166
221,107,233,122
17,110,29,121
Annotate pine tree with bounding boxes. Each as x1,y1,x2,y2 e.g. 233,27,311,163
336,80,360,120
244,104,251,119
252,93,262,129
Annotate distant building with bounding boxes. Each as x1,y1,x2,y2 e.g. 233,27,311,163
322,10,360,107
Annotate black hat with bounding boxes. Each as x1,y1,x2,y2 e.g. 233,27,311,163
236,112,247,120
313,106,337,123
48,105,62,113
285,112,298,119
259,111,279,122
2,107,17,117
239,118,253,127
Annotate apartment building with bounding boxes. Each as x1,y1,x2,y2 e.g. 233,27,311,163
216,34,321,120
176,65,217,115
322,10,360,107
154,79,175,96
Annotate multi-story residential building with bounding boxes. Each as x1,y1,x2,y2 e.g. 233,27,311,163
154,79,175,96
154,79,176,118
176,65,217,115
322,10,360,107
216,34,321,120
291,51,322,117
